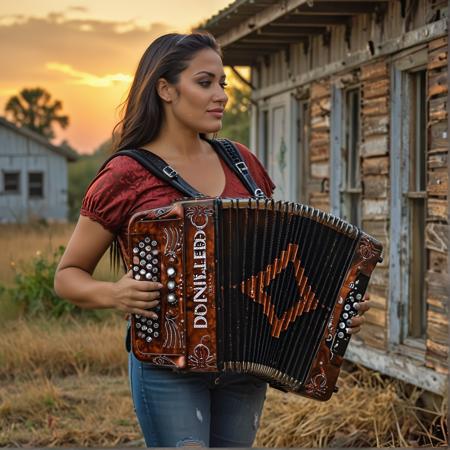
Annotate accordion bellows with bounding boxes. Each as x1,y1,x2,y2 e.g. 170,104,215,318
127,198,383,401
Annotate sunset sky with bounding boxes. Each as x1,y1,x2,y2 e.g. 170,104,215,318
0,1,236,153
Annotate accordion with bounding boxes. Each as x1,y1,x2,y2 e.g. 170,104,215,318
127,198,382,401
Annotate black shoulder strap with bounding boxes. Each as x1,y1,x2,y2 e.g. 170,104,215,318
99,148,205,198
99,139,267,199
208,138,267,199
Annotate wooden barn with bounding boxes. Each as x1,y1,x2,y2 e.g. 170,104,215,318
199,0,448,395
0,117,77,223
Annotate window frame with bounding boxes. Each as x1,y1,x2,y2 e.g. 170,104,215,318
3,171,21,194
389,46,429,358
28,171,44,199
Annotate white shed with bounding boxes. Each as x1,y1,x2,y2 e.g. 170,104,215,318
0,117,77,223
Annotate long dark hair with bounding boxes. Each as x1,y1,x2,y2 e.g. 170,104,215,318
110,32,222,270
112,32,222,152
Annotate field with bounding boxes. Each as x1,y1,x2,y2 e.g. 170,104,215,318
0,224,447,447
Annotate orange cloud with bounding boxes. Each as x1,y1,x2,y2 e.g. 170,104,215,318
45,62,133,87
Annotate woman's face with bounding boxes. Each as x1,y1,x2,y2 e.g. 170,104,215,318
165,48,229,134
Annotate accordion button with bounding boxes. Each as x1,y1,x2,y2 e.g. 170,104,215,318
153,323,159,329
152,268,158,274
152,258,158,265
140,269,146,275
146,320,153,326
141,325,147,331
133,247,139,254
144,237,151,244
338,331,344,338
146,254,152,261
135,274,141,280
154,305,161,312
136,323,141,329
151,249,159,256
167,267,176,277
342,312,349,319
152,276,158,282
167,293,177,304
167,280,176,290
146,264,153,270
139,242,145,248
140,260,146,266
146,336,152,343
339,322,346,329
145,245,151,251
133,266,139,272
151,240,157,247
139,251,146,258
145,273,152,280
344,304,351,311
153,332,159,338
356,293,362,300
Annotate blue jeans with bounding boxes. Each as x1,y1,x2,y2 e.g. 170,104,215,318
128,351,268,447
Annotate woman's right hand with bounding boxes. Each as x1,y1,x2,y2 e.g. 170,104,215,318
113,270,162,319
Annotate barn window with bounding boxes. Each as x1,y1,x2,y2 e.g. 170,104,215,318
3,172,20,194
407,69,427,339
341,87,362,226
28,172,44,198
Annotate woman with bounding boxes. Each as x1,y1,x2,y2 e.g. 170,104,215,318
54,32,370,447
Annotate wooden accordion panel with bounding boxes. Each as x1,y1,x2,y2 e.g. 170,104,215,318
127,198,383,401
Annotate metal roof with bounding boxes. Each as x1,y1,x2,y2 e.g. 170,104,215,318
197,0,390,66
0,116,78,161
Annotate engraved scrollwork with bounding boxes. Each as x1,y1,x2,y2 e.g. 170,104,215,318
185,205,214,230
304,366,328,396
359,236,375,260
163,225,183,261
188,336,215,368
152,355,178,367
163,313,183,349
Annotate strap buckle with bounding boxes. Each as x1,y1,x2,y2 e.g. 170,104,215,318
162,166,178,178
254,188,266,198
235,161,249,175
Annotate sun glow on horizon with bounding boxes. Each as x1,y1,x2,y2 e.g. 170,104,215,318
46,62,133,88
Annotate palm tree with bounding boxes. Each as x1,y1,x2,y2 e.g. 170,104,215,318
5,87,69,139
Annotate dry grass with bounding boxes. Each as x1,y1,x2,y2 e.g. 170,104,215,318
0,223,115,288
0,374,141,447
0,316,128,380
255,365,448,448
0,318,447,447
0,223,117,322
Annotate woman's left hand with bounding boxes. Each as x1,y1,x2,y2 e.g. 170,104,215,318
346,294,370,335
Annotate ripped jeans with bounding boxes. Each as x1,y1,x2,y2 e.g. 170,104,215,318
128,351,267,447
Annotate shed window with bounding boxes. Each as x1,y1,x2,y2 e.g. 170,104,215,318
407,69,427,339
341,87,361,226
4,172,20,193
28,172,44,198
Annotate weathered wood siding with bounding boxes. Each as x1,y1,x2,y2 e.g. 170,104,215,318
358,61,390,351
0,125,69,222
308,80,330,211
256,0,446,89
248,0,448,388
425,36,448,375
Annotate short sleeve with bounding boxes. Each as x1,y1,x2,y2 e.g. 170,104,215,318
233,141,276,197
80,156,142,233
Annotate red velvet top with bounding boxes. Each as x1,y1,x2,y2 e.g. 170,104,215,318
80,141,275,248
